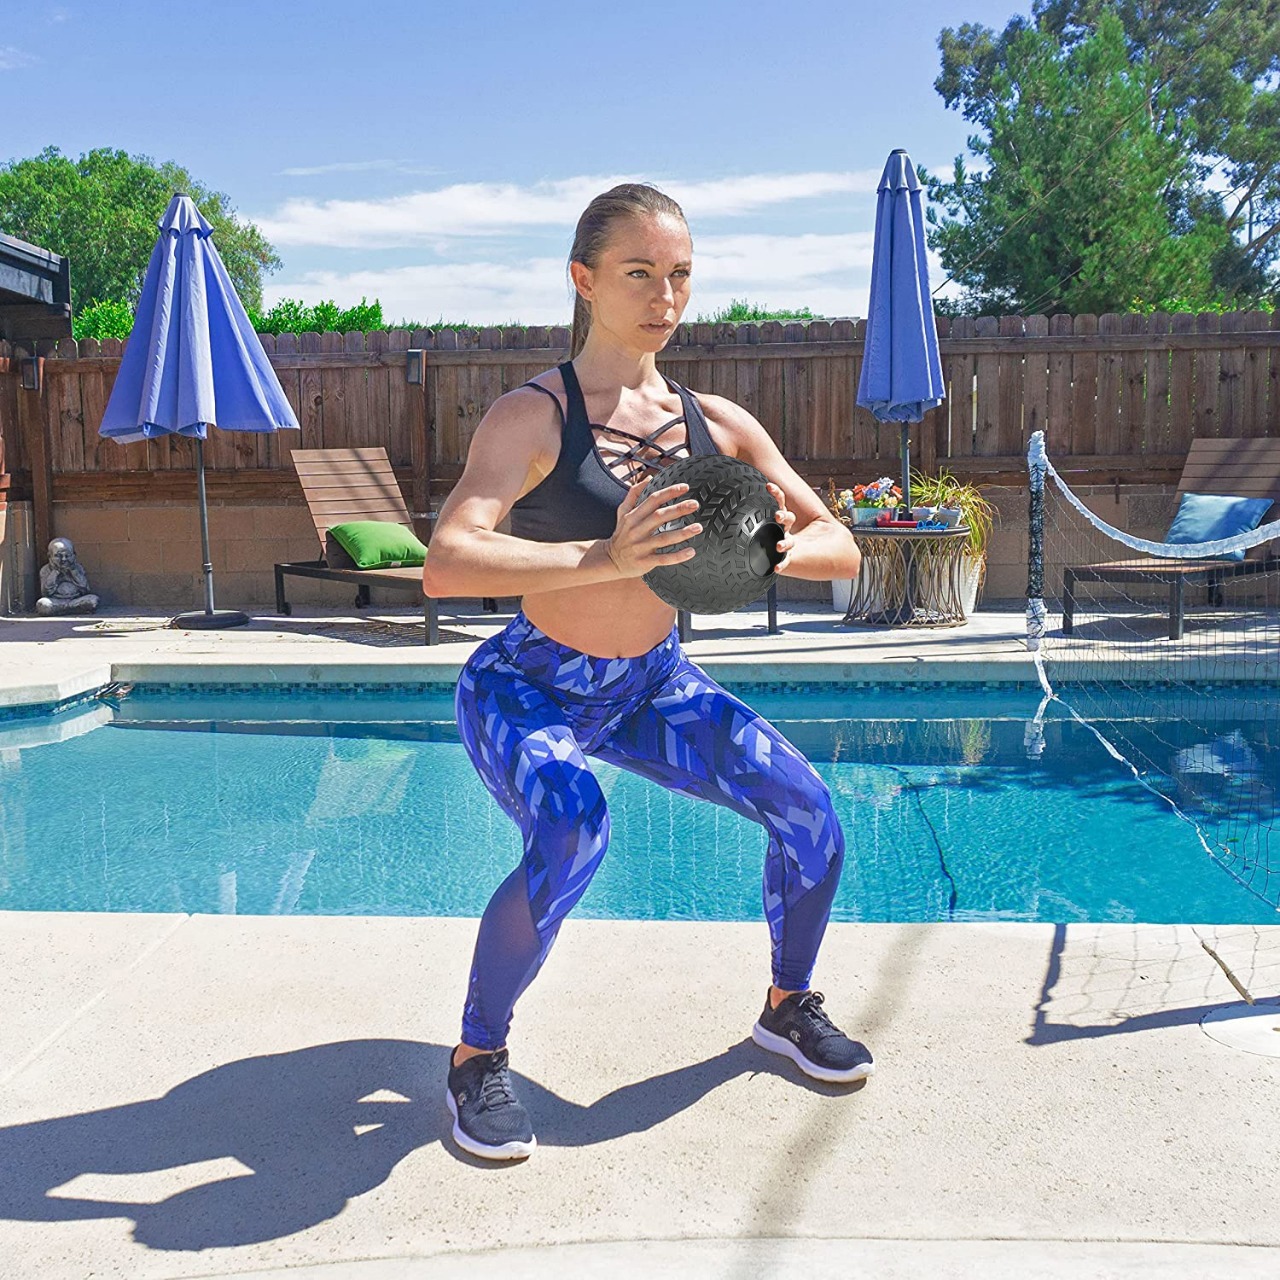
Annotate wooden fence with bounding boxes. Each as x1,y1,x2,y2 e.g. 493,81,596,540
3,312,1279,553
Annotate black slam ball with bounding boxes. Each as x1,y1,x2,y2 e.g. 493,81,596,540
640,454,786,614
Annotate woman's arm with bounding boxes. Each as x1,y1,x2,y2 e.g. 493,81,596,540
423,530,620,601
421,390,620,599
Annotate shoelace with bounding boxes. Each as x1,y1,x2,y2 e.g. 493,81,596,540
794,990,840,1038
478,1049,518,1109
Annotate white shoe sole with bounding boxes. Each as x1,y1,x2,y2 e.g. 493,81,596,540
752,1021,875,1083
446,1089,537,1160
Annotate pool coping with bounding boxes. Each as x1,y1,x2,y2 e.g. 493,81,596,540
9,658,1280,724
1,666,1051,723
4,602,1278,720
10,661,1280,726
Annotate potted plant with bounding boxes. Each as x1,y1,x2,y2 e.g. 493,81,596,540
907,467,998,615
827,477,902,527
825,477,902,612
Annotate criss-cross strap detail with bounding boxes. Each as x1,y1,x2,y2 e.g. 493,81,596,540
591,416,691,484
524,379,688,481
560,361,698,473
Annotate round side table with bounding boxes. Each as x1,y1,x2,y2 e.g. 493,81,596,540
842,526,974,627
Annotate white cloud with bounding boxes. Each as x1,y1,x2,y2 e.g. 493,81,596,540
280,159,429,177
258,170,959,325
264,230,901,326
0,45,37,69
687,231,877,286
254,170,883,248
281,160,396,177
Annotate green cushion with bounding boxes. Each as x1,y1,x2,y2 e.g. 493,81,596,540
324,530,359,570
327,521,427,569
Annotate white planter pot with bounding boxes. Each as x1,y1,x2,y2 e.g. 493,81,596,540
834,570,891,616
914,552,985,618
959,554,984,615
839,550,988,619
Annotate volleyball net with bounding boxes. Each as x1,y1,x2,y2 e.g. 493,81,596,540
1025,430,1280,916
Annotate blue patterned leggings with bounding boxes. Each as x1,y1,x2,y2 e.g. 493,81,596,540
454,610,846,1051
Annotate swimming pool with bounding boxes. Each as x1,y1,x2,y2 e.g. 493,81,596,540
2,682,1277,924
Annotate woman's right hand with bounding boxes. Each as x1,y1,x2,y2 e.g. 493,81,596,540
604,480,702,578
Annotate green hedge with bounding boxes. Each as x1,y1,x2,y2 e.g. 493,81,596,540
70,291,1275,344
68,295,827,342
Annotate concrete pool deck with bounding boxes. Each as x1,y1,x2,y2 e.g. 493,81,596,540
4,596,1277,714
0,598,1043,711
2,600,1280,1278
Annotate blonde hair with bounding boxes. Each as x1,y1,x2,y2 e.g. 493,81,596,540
566,182,689,359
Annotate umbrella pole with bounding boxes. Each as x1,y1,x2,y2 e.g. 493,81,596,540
900,424,911,515
171,437,249,628
196,436,216,614
900,424,915,623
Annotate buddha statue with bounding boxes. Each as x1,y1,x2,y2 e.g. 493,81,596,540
35,537,99,615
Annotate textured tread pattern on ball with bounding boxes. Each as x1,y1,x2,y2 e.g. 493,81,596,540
642,454,783,614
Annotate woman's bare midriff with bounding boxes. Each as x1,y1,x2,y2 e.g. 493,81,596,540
521,579,679,659
510,369,727,659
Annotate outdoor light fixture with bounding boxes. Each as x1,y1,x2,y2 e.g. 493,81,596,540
19,356,40,392
405,349,424,384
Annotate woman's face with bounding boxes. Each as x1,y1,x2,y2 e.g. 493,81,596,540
573,213,693,350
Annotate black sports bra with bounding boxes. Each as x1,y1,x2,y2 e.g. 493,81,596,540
507,360,722,543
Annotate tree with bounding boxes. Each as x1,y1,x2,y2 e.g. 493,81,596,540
926,11,1252,313
934,0,1280,306
0,146,280,313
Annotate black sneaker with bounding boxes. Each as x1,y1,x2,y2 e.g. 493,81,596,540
752,990,875,1083
445,1047,537,1160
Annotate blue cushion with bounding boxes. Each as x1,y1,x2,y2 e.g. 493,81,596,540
1165,493,1274,562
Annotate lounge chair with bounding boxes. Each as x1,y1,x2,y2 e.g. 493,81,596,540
272,446,778,645
1062,438,1280,641
273,446,505,644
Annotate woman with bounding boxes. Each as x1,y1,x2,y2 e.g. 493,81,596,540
422,182,872,1161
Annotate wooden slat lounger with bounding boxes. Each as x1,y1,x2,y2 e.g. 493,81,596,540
273,446,505,645
1063,438,1280,641
273,446,779,645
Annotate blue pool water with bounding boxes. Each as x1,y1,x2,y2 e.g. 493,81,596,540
2,683,1278,924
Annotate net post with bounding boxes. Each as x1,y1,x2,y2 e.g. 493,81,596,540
1026,430,1047,653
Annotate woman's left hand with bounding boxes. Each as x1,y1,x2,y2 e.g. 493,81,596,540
767,482,796,573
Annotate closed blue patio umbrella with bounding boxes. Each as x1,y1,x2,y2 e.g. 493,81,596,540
856,149,945,514
100,193,300,628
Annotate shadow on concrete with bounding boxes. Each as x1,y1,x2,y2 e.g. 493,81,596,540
0,608,496,648
723,925,924,1280
292,619,484,647
1,603,1035,663
0,1036,858,1251
0,616,174,641
1025,922,1251,1044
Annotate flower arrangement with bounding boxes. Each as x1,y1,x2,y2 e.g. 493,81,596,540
826,476,902,524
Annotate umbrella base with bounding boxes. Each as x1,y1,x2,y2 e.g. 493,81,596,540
170,609,251,630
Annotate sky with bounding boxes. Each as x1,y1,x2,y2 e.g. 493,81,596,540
0,0,1026,325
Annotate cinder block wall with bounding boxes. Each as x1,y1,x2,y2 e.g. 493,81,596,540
979,484,1177,602
9,484,1187,614
49,502,421,611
